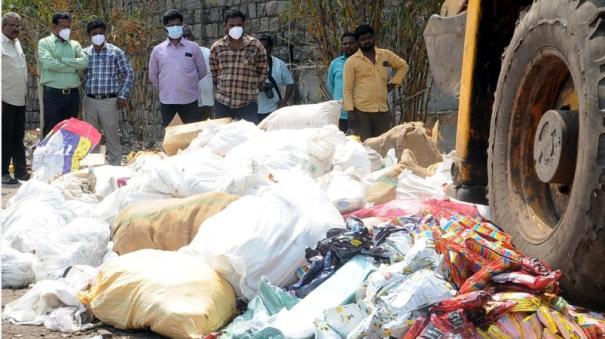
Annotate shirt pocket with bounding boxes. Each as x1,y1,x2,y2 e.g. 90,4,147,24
180,51,197,73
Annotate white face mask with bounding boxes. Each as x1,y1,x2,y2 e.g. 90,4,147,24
58,28,71,40
228,26,244,40
166,25,183,40
91,34,105,46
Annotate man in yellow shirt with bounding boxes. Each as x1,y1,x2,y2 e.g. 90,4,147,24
343,24,408,141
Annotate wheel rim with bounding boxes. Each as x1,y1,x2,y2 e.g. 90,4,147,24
508,48,579,244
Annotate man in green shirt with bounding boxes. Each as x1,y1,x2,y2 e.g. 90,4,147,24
37,12,88,136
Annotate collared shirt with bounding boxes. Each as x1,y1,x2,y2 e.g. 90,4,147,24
38,34,88,89
1,34,27,106
83,42,134,98
198,46,214,107
149,38,207,105
258,56,294,114
343,47,408,112
327,54,348,119
210,34,268,108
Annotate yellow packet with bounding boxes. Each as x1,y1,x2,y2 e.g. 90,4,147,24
488,324,511,339
538,306,559,333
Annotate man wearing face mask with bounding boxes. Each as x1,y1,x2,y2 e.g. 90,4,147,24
210,9,267,124
327,32,359,133
37,12,88,136
82,18,134,166
149,9,207,127
343,24,408,141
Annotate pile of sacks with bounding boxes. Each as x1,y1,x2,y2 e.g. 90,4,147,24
3,100,603,338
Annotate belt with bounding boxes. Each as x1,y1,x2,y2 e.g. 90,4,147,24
45,86,78,95
87,93,118,99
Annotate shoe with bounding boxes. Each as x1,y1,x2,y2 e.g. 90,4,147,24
15,173,30,181
2,174,18,185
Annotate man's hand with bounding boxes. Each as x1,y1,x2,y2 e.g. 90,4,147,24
117,97,128,110
387,83,397,92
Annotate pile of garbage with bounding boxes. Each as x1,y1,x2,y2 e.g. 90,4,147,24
2,101,604,338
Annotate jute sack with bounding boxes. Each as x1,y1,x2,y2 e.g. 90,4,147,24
363,122,443,167
80,249,236,338
112,192,238,255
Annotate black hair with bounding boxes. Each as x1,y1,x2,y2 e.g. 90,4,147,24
162,9,183,26
354,24,374,39
259,35,273,47
52,12,71,25
224,9,246,23
86,18,106,34
342,32,356,41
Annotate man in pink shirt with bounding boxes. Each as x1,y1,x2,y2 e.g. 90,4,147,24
149,9,207,127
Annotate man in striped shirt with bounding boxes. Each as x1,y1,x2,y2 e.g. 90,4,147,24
83,18,134,165
210,9,267,124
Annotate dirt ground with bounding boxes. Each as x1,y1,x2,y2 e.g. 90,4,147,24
1,184,164,339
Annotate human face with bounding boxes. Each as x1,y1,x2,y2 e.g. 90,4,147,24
358,33,375,52
261,40,272,56
342,36,358,56
224,16,244,35
52,18,71,37
2,16,20,40
90,26,105,38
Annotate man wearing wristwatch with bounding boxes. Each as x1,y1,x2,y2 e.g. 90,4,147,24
37,12,88,136
83,18,134,166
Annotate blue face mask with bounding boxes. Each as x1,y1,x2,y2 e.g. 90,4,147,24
166,25,183,39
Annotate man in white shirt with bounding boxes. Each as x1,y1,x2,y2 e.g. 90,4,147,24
2,12,28,185
257,35,294,122
183,25,213,120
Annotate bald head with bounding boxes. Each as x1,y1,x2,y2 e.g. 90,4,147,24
2,12,21,40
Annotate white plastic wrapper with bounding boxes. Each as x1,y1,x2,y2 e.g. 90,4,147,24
1,246,36,288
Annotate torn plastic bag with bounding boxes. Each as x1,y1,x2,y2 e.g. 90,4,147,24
318,169,367,213
2,245,36,288
430,291,491,313
419,309,477,338
3,265,97,332
491,271,561,294
269,255,377,339
402,236,441,273
289,251,338,298
347,199,422,220
318,303,367,338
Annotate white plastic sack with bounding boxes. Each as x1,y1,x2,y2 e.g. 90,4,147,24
3,265,97,332
32,217,110,281
186,121,221,152
89,165,136,199
396,170,447,200
2,246,36,288
319,170,367,214
205,120,263,156
144,148,239,197
259,100,341,131
225,126,346,179
51,171,97,202
333,140,373,176
181,171,345,299
2,180,75,254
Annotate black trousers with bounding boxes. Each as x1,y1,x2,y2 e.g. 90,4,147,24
160,100,203,126
2,101,27,177
43,86,80,136
349,109,392,141
214,100,259,124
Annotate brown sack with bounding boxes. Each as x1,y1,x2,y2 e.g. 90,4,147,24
162,118,231,155
366,149,437,204
112,192,238,255
363,122,443,167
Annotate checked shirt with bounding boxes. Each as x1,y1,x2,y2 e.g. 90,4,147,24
210,34,268,108
83,43,134,98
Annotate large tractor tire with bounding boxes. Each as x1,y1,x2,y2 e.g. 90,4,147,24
488,0,605,309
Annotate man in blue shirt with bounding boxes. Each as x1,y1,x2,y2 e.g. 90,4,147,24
257,35,294,122
326,32,358,133
83,18,134,165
